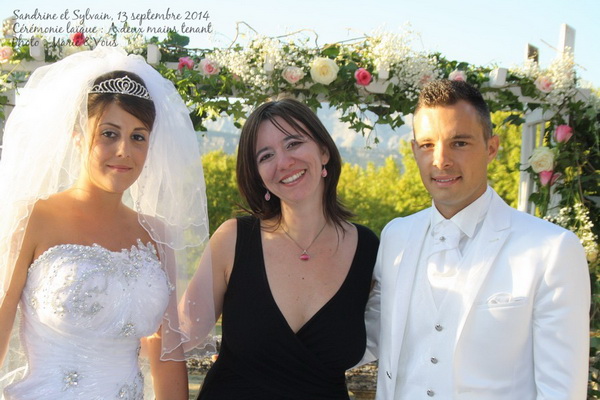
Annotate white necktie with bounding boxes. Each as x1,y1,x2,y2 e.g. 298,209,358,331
427,220,462,307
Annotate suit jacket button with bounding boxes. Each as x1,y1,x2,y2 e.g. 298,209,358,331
430,357,438,364
386,371,392,379
427,389,435,396
435,324,443,331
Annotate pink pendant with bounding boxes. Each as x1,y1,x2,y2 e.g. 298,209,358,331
300,251,310,261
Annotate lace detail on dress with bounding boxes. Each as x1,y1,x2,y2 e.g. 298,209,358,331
117,372,144,399
3,241,169,399
26,241,162,320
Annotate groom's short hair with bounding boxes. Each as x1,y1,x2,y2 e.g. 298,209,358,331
414,79,493,139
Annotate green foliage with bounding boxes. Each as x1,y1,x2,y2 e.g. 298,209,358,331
201,151,242,234
338,158,402,235
154,31,193,61
0,95,7,121
394,140,431,214
488,112,523,208
201,112,522,237
590,330,600,397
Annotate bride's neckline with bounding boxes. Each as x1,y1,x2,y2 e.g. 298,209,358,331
30,240,157,270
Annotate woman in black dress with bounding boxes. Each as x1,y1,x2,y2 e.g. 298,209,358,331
197,99,379,399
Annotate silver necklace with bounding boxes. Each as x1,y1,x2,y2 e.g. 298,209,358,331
282,222,327,261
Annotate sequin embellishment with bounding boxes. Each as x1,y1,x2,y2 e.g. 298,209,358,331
121,322,136,337
12,241,167,399
117,372,144,399
63,371,80,390
27,241,162,319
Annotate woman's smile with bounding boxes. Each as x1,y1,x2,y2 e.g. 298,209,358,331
281,170,306,184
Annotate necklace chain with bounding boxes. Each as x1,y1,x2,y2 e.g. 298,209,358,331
282,222,327,261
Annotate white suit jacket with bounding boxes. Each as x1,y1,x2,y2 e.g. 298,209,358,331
364,189,590,400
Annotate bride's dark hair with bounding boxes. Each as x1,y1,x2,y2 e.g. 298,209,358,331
87,70,156,130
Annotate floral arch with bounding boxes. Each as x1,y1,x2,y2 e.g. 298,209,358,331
0,21,598,289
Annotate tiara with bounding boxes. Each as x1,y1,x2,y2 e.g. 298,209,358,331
89,75,152,100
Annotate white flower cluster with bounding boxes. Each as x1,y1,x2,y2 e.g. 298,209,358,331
510,51,578,108
509,59,540,80
368,30,412,72
366,31,440,100
544,50,578,106
210,30,440,99
210,36,272,92
45,42,63,60
251,36,282,65
210,35,317,93
119,32,146,55
2,17,16,38
395,55,440,100
585,89,600,112
545,203,599,268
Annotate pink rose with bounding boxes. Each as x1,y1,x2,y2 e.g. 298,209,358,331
0,46,13,63
354,68,372,86
178,56,194,71
199,58,220,76
534,76,553,93
554,125,573,143
281,66,305,84
70,32,86,46
449,70,467,82
539,170,561,186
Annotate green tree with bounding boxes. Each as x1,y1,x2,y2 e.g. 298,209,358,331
488,112,522,208
339,158,402,235
201,150,242,234
201,112,523,238
395,140,430,215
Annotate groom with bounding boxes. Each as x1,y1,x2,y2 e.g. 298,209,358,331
364,79,590,399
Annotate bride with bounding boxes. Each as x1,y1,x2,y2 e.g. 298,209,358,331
0,47,215,399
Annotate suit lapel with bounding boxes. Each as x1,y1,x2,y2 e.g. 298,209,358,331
389,210,431,375
454,191,512,345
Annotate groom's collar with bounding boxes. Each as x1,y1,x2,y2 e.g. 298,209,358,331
431,186,493,239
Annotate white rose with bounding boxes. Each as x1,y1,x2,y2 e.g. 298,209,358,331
310,57,339,85
528,146,555,173
282,66,305,84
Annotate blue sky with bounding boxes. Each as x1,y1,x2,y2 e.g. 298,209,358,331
3,0,599,87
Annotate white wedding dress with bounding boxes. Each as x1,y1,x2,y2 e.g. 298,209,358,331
3,241,170,399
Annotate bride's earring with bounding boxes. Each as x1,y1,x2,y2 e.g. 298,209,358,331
265,190,271,201
321,166,328,178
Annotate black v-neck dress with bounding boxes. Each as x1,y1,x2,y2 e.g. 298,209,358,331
197,216,379,400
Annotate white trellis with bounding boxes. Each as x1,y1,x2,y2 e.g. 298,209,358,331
517,107,556,214
484,23,592,214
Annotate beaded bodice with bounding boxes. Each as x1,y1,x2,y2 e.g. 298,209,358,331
3,241,170,400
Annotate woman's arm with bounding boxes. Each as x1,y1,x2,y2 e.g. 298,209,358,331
0,258,29,367
0,211,39,367
145,330,189,400
144,219,237,398
208,218,238,320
